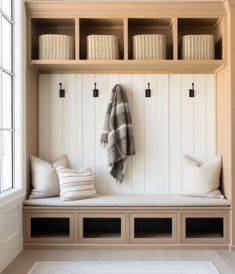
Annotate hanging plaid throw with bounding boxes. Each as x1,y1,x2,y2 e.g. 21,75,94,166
101,84,135,183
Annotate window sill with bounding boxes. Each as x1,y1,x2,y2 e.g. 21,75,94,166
0,188,25,208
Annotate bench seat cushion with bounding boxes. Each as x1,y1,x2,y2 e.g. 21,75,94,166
23,194,230,207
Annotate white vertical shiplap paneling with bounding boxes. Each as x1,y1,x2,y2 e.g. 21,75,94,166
156,75,169,193
95,74,108,194
206,75,216,159
119,74,133,194
49,74,63,162
181,75,195,192
169,75,182,194
194,74,207,164
76,75,83,170
62,75,77,169
39,74,50,161
162,75,170,193
144,74,157,194
181,75,195,159
39,74,216,195
131,74,145,194
82,75,96,172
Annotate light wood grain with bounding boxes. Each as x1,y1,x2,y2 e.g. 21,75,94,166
78,213,127,244
181,212,230,244
25,2,225,17
30,59,224,73
25,211,75,244
130,213,177,244
23,207,230,247
26,68,38,197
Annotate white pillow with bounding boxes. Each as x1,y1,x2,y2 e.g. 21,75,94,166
30,155,68,199
56,166,97,201
182,155,223,198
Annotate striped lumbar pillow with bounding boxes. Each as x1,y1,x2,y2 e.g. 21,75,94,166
56,166,97,201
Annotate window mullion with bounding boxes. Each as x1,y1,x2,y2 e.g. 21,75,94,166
0,128,14,132
11,0,14,192
1,67,14,77
0,0,14,194
1,13,13,25
0,69,2,192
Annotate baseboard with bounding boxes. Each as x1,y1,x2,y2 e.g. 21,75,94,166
24,243,230,250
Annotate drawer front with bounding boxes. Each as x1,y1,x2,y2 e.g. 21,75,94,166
78,213,127,244
24,212,75,244
130,213,177,244
181,212,229,244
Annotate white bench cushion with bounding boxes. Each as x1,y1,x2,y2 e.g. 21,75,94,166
23,194,230,207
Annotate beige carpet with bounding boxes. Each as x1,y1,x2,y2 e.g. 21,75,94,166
28,261,219,274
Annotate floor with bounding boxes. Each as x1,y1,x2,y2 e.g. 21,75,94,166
2,249,235,274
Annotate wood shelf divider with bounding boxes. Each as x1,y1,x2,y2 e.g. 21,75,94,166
124,17,128,61
26,2,226,73
173,17,178,60
75,17,80,60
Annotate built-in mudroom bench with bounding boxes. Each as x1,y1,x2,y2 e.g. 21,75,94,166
24,0,235,250
23,195,230,248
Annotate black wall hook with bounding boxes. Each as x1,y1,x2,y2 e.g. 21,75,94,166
59,83,65,98
93,82,99,97
189,83,195,98
145,82,151,97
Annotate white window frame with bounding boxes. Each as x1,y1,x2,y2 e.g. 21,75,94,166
0,0,25,204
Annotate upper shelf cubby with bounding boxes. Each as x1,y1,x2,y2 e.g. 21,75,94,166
178,18,223,60
128,18,174,60
26,1,226,72
30,18,75,60
79,18,124,60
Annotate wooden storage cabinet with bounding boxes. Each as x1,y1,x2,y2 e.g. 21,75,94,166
24,212,75,244
23,208,230,247
181,212,229,244
130,214,177,244
79,18,124,60
128,18,174,60
26,1,226,72
78,213,127,244
29,17,224,62
30,18,76,60
178,18,224,60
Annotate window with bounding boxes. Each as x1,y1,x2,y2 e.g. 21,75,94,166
0,0,14,193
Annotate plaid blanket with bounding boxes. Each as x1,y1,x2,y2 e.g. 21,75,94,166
101,84,135,182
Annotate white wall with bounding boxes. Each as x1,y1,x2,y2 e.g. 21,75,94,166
0,195,24,272
0,1,26,271
39,74,216,195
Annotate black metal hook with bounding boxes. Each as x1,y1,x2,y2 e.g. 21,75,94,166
59,83,65,98
93,82,99,97
189,83,195,98
145,82,151,97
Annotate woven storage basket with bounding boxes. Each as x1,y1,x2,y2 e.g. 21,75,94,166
132,34,166,60
182,34,215,60
39,34,74,60
87,35,119,60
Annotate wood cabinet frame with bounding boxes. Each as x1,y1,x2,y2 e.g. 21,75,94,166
24,211,75,244
78,213,127,244
23,0,235,249
23,207,231,248
181,211,230,244
25,1,226,73
130,213,177,244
